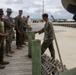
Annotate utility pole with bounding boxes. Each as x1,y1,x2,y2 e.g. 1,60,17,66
43,1,44,14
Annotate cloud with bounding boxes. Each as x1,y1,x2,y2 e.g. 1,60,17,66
0,0,74,19
52,10,73,19
6,0,23,4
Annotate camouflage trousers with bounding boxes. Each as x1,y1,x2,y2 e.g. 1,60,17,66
22,31,26,44
6,34,13,53
41,39,55,59
0,39,4,62
16,31,22,47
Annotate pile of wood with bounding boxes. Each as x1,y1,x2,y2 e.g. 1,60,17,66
41,54,67,75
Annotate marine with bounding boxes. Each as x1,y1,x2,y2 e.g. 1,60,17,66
4,8,14,57
0,8,9,69
35,13,55,59
15,10,24,49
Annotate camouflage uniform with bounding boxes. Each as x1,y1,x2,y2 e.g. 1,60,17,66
24,18,28,40
0,9,9,69
22,18,27,43
25,16,31,41
38,21,55,59
4,15,14,53
15,16,24,48
25,18,28,25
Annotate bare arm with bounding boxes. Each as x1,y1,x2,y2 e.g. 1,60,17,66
0,33,8,37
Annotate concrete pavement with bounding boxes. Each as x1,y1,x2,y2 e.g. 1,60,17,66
34,24,76,69
0,41,32,75
0,23,76,75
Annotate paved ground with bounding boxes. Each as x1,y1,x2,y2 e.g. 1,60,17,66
33,23,76,69
0,41,32,75
0,23,76,75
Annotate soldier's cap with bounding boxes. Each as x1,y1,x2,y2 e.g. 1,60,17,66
0,8,4,15
6,8,12,13
19,10,23,12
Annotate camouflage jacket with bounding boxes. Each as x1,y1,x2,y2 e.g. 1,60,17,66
15,16,23,32
4,16,13,34
38,21,55,41
25,18,28,25
22,19,27,30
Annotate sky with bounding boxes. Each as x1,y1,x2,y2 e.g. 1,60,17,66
0,0,74,19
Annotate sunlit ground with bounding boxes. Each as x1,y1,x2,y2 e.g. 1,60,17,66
30,23,76,69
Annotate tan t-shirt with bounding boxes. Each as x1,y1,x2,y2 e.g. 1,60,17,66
0,20,4,34
0,20,4,42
